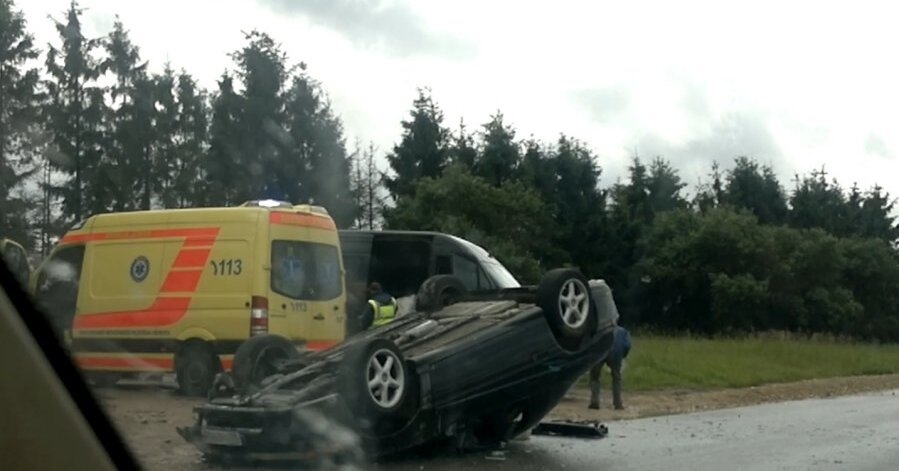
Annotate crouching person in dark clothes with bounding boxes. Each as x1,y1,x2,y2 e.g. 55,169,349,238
589,326,632,410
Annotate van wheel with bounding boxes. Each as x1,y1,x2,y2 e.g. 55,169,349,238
416,275,467,312
232,335,301,394
176,342,220,397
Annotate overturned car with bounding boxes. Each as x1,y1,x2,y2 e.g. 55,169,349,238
179,268,618,461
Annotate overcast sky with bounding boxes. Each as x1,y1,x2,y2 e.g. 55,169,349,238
20,0,899,193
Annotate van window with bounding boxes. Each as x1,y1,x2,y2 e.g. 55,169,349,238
453,254,493,291
436,255,452,275
37,245,85,335
369,237,431,297
343,253,369,290
271,241,341,300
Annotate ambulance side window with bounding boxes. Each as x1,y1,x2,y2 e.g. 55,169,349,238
271,241,342,300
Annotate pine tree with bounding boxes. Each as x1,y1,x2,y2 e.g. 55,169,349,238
551,135,607,276
476,111,519,187
231,30,290,201
0,0,41,247
646,157,687,213
282,72,354,226
448,119,477,171
789,168,850,236
385,88,449,199
44,1,106,221
170,71,208,207
721,156,788,225
694,161,724,212
153,66,179,208
857,185,899,243
101,17,146,210
206,73,243,205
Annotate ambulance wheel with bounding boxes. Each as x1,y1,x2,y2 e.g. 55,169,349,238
176,341,220,397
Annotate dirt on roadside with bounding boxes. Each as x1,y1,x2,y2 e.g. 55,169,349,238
548,373,899,423
96,374,899,471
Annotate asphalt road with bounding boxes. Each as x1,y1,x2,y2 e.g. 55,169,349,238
373,389,899,471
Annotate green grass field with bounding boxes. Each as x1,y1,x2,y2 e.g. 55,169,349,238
590,335,899,392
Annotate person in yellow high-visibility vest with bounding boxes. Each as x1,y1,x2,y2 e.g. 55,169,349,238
360,282,398,329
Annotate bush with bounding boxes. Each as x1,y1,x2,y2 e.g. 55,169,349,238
638,207,899,341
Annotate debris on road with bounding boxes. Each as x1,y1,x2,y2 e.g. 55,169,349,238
532,420,609,439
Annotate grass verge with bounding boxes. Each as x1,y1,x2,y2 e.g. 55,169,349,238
589,335,899,391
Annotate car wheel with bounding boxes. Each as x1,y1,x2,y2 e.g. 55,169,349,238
176,341,220,397
416,275,467,312
339,338,418,432
232,334,301,393
536,268,596,351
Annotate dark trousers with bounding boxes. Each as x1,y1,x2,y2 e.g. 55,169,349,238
589,355,623,409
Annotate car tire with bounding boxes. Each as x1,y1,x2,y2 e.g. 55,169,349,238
232,334,301,393
338,338,417,432
536,268,596,351
416,275,467,312
176,341,220,397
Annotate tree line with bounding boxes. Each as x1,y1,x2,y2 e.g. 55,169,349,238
2,0,356,253
381,95,899,341
3,1,899,341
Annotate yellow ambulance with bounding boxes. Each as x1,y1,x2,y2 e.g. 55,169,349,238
32,200,346,395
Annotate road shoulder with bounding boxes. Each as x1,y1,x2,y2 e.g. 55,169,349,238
549,373,899,422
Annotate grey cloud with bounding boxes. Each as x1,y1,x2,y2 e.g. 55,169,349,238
633,110,784,184
573,87,630,123
680,81,710,121
864,134,890,158
260,0,475,59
